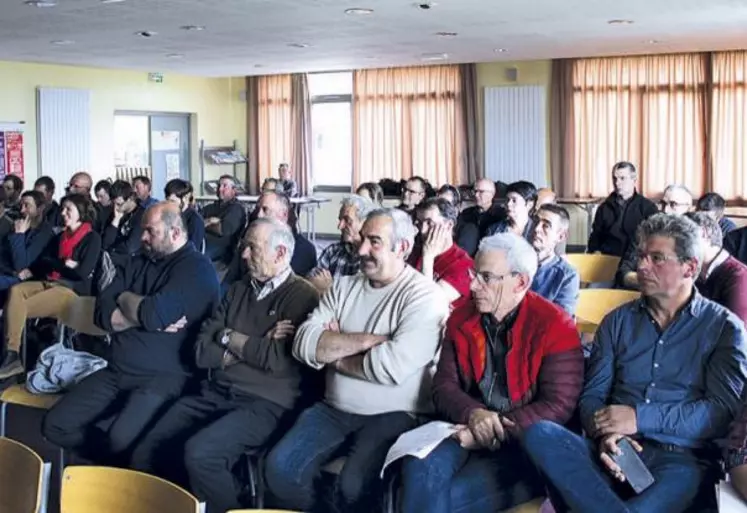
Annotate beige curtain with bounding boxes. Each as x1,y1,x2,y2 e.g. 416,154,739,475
459,63,480,184
550,59,576,198
290,74,312,196
256,74,293,185
557,53,708,198
245,76,260,193
711,51,747,201
353,65,463,187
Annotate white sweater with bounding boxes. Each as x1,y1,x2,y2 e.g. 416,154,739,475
293,265,449,416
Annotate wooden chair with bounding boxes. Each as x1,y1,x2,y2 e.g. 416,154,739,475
576,289,641,334
0,437,50,513
565,254,621,285
61,466,202,513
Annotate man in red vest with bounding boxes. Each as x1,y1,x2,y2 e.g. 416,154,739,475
399,232,583,513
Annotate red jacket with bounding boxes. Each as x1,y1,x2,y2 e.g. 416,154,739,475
408,243,473,310
434,291,584,436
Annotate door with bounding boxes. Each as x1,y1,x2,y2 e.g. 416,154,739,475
149,114,190,198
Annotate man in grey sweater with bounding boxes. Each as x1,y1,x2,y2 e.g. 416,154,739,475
265,207,450,513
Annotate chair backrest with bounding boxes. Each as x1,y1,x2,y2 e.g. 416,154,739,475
0,437,46,513
61,466,200,513
576,289,641,326
565,254,622,284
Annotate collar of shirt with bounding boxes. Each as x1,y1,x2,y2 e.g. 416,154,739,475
481,306,519,340
635,289,704,323
538,253,559,268
704,248,730,280
251,267,292,300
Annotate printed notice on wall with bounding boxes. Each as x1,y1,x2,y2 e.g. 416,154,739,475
166,153,180,180
152,130,180,151
0,130,24,181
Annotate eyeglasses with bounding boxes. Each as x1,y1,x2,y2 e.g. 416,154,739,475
404,187,424,196
636,252,681,266
473,189,492,195
468,268,514,285
658,200,689,210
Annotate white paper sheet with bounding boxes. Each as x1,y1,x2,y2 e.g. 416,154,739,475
719,480,747,512
380,421,459,478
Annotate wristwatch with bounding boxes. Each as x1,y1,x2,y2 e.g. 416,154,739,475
220,329,231,347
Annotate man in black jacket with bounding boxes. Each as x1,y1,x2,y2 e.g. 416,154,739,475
131,218,319,513
42,202,220,464
726,226,747,266
102,180,145,268
455,178,505,256
203,175,246,266
587,161,658,256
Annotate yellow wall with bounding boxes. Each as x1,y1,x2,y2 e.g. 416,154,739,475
0,61,246,188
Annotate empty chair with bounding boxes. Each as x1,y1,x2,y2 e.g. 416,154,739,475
565,253,621,285
61,466,201,513
0,436,49,513
576,289,641,334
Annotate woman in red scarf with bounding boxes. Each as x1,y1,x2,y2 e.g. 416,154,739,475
0,194,101,380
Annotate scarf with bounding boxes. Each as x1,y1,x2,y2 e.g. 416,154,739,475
49,222,92,281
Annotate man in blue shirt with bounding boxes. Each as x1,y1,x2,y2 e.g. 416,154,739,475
530,204,579,315
522,213,747,513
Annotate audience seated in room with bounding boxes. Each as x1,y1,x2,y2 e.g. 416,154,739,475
409,198,473,309
133,175,158,210
687,212,747,324
397,176,427,215
308,194,374,294
587,161,658,257
616,184,693,289
102,180,146,268
0,191,54,293
66,171,93,197
437,184,461,209
356,182,384,206
697,192,736,236
486,180,538,241
42,202,220,465
202,175,247,266
261,177,280,193
34,176,60,228
530,204,579,315
164,178,205,252
2,174,23,216
522,213,747,513
278,163,299,197
0,193,101,380
94,179,113,233
399,232,583,513
131,218,320,513
264,208,449,513
456,178,504,257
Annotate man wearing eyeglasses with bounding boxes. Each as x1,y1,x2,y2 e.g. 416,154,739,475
523,213,747,513
617,184,693,289
456,178,505,257
587,162,658,257
399,232,583,513
398,176,427,215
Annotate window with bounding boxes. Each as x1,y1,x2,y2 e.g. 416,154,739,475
309,72,353,187
114,115,149,167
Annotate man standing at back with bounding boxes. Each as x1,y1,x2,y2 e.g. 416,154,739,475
203,175,247,266
457,178,504,256
588,161,658,257
264,208,450,513
42,202,220,464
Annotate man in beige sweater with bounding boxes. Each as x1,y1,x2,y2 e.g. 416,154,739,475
265,207,450,513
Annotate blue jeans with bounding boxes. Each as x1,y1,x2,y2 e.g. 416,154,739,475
0,274,20,292
264,402,418,513
400,438,543,513
523,421,718,513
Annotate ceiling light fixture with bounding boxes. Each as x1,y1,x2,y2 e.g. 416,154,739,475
180,25,205,31
493,48,507,53
345,7,374,15
421,52,448,62
135,30,158,38
607,19,634,25
435,31,457,38
100,0,126,4
415,2,436,10
647,39,661,44
288,43,309,48
24,0,57,7
166,53,184,59
51,39,74,46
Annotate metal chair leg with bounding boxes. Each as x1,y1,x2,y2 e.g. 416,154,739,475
0,401,7,437
58,448,66,490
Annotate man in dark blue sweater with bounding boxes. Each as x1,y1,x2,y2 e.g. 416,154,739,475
42,202,220,464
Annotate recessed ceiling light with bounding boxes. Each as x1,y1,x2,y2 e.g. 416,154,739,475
494,48,507,53
607,19,634,25
421,52,448,62
24,0,57,7
415,2,436,10
345,7,374,15
51,40,74,46
288,43,309,48
135,30,158,38
100,0,126,4
166,53,184,59
254,64,264,68
646,39,662,44
180,25,205,31
435,31,458,38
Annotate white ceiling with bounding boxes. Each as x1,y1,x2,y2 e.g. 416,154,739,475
2,0,747,77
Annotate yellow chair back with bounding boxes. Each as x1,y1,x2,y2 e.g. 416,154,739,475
0,437,46,513
576,289,641,326
565,254,621,285
61,466,200,513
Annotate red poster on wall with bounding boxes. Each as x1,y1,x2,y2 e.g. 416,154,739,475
4,132,24,182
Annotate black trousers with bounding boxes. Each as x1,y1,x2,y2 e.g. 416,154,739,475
130,382,287,513
42,367,185,462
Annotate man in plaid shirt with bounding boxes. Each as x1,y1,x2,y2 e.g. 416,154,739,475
308,195,375,294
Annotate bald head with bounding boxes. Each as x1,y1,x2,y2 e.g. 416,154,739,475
141,202,188,258
473,178,496,210
69,172,92,196
256,191,290,224
536,188,556,208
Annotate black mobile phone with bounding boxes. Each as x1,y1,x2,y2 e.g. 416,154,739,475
610,438,655,494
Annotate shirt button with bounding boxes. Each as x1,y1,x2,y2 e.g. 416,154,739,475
654,363,660,368
651,382,656,387
646,399,651,404
658,340,664,345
